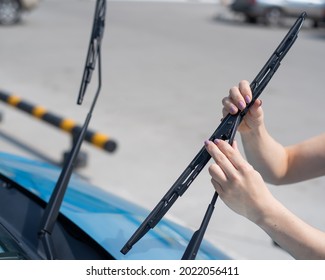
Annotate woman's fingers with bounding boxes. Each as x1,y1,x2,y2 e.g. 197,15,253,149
238,80,252,103
223,80,252,115
205,140,236,180
206,139,248,174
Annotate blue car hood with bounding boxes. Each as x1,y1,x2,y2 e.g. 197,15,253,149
0,152,229,260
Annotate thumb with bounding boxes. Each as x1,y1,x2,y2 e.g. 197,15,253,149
249,99,263,117
231,140,238,150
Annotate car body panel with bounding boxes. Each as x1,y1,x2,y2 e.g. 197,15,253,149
230,0,325,23
0,151,230,260
20,0,40,10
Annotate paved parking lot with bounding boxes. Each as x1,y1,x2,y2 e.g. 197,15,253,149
0,0,324,259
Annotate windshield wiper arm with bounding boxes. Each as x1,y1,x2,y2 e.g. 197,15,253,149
38,0,107,260
121,12,306,256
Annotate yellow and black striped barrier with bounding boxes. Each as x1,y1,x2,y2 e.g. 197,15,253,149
0,89,117,153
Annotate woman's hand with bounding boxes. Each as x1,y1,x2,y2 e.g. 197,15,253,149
222,80,264,134
205,139,274,224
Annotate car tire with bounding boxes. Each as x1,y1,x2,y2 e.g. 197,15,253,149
244,15,258,24
312,20,319,28
264,8,283,26
0,0,21,25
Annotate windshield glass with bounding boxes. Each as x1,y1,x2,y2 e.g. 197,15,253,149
0,223,29,260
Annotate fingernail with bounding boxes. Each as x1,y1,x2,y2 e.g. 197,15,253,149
204,140,210,146
245,95,251,103
213,139,220,145
238,101,245,110
229,105,237,114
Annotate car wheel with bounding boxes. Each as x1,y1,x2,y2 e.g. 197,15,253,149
0,0,21,25
312,20,319,28
264,8,283,26
244,15,258,24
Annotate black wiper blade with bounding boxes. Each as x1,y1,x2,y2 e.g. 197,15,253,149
38,0,107,260
121,12,306,256
77,0,106,105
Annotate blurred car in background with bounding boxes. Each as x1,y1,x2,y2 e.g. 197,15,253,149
230,0,325,26
0,0,40,25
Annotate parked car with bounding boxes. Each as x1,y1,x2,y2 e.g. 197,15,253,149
230,0,325,26
0,0,40,25
0,151,230,260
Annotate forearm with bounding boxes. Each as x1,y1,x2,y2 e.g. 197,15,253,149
240,123,289,185
242,129,325,184
256,198,325,260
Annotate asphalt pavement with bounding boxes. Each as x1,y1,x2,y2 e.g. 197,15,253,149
0,0,325,259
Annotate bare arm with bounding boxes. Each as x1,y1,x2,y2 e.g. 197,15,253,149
242,129,325,184
205,139,325,259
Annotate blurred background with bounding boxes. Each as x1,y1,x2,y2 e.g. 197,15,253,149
1,0,325,259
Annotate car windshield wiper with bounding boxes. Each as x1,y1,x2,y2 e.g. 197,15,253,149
38,0,107,260
121,12,306,257
77,0,106,105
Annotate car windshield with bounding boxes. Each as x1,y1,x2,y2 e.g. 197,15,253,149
0,224,29,260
